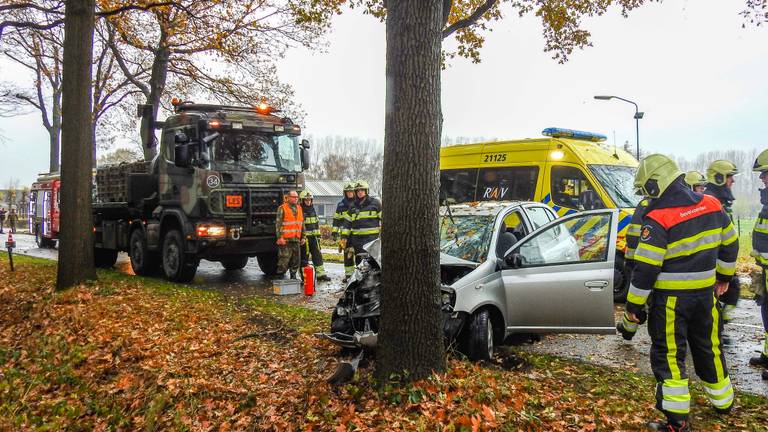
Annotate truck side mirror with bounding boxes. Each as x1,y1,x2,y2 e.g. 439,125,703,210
174,144,191,168
301,139,310,149
301,147,310,171
505,252,523,269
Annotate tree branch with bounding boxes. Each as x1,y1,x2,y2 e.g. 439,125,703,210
442,0,497,39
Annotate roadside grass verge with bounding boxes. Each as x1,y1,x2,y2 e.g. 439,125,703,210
1,254,766,431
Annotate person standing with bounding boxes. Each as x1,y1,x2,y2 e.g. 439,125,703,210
684,171,707,193
333,182,356,281
8,207,18,234
299,191,331,282
0,207,5,234
617,195,650,340
275,190,304,279
749,150,768,380
342,180,382,266
704,160,740,327
627,154,737,431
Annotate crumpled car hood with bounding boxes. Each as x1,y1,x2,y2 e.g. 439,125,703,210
363,239,478,270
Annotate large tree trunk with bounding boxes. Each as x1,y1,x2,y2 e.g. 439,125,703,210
49,89,61,173
57,0,96,289
140,42,170,161
376,0,446,383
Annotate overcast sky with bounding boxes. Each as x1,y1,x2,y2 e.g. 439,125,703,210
1,0,766,186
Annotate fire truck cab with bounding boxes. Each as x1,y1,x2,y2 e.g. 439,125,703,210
29,173,61,248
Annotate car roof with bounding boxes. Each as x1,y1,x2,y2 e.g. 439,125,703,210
439,200,544,217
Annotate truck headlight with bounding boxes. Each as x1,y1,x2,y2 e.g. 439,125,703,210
196,222,227,239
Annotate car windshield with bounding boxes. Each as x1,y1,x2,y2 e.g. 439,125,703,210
589,164,641,208
439,214,495,263
206,132,301,172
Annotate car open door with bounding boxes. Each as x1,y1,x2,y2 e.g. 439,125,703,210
501,209,618,334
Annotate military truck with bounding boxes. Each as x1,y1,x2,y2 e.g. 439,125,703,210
92,100,310,282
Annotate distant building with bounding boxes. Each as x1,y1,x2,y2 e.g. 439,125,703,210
303,180,379,224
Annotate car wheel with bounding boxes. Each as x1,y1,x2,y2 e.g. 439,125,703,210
613,258,630,303
256,252,281,276
130,229,160,276
221,256,249,271
467,309,494,361
162,229,198,283
94,247,118,268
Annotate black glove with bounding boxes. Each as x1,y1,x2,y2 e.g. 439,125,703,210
625,302,647,325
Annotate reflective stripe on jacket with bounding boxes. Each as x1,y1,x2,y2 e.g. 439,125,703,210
277,203,304,240
342,196,382,238
302,204,321,237
625,199,649,262
332,198,354,235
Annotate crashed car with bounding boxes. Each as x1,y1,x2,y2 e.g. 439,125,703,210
318,201,619,361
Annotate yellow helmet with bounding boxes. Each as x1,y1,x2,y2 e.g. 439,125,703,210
634,154,683,199
299,190,313,200
753,149,768,172
344,182,356,192
684,170,707,187
706,160,738,186
355,180,369,191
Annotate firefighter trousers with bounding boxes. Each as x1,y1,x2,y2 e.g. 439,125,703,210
757,269,768,356
648,289,734,422
300,236,326,276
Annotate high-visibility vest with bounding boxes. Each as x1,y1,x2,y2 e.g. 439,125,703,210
279,203,304,239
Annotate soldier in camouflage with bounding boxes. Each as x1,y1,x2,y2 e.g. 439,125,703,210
276,190,304,279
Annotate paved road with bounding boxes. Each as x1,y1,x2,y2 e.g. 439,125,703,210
10,233,768,396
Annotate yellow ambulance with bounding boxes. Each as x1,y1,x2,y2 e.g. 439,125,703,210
439,127,639,302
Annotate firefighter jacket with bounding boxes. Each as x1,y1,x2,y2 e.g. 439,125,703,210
626,181,739,314
301,203,321,237
705,183,735,221
753,188,768,266
341,196,382,239
625,199,650,265
276,203,304,241
332,198,354,236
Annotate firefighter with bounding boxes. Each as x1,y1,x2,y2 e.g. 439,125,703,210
275,190,304,279
617,195,650,340
684,171,707,193
8,207,18,234
749,149,768,380
704,160,740,328
333,182,356,281
299,191,331,282
342,180,382,266
0,206,5,234
626,154,737,431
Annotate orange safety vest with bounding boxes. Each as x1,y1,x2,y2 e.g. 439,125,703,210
280,203,304,239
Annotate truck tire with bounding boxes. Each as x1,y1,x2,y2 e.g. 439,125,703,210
162,229,198,283
130,229,160,276
256,253,280,276
94,247,118,268
221,256,249,271
613,256,630,303
466,309,494,362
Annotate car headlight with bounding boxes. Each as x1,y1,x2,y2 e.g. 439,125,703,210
196,222,227,239
441,289,456,307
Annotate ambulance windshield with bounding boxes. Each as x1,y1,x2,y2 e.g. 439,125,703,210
589,165,641,208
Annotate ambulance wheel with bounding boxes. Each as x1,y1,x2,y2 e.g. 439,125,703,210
256,253,280,276
94,247,118,268
613,257,630,303
221,256,249,270
130,229,160,276
162,229,198,283
466,309,494,362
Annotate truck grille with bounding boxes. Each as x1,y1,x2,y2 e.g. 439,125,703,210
210,189,283,218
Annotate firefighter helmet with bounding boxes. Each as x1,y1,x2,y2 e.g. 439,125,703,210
753,149,768,172
344,182,356,192
299,191,313,200
634,154,683,199
707,160,738,186
355,180,369,191
684,170,707,188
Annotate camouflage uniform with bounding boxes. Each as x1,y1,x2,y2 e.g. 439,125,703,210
276,203,303,276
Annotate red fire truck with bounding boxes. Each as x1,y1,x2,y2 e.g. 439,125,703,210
29,173,60,248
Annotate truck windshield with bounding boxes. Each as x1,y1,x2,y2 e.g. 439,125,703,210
589,164,641,208
208,132,301,172
439,214,495,263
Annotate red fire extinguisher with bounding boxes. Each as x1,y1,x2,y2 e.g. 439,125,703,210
303,265,315,296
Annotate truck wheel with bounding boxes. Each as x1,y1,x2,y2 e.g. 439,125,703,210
94,247,118,268
221,256,249,271
466,309,494,362
162,229,198,283
613,257,630,303
256,253,280,276
130,229,160,276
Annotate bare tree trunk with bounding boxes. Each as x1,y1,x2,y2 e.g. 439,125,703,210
376,0,446,383
57,0,96,289
140,42,170,161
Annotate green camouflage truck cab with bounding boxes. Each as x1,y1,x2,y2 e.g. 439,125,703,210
92,101,309,282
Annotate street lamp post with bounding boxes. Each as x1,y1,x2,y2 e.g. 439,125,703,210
594,95,644,160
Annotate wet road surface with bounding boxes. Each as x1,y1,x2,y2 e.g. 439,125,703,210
11,233,768,396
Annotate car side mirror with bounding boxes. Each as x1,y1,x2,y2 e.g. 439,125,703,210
505,252,523,269
301,147,310,170
301,139,310,149
174,144,191,168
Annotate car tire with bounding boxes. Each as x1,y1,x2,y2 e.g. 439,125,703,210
221,256,249,271
256,252,281,276
130,229,160,276
162,229,198,283
94,247,118,268
613,257,630,303
467,309,494,362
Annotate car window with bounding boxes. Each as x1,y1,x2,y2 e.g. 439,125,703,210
525,206,552,229
551,165,605,210
477,166,539,202
497,210,526,257
440,168,478,203
514,213,612,267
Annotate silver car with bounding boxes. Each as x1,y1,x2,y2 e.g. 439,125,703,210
321,201,618,361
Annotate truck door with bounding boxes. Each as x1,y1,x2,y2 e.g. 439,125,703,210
501,209,617,333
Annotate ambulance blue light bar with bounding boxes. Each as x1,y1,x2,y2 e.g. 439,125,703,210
542,127,607,142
